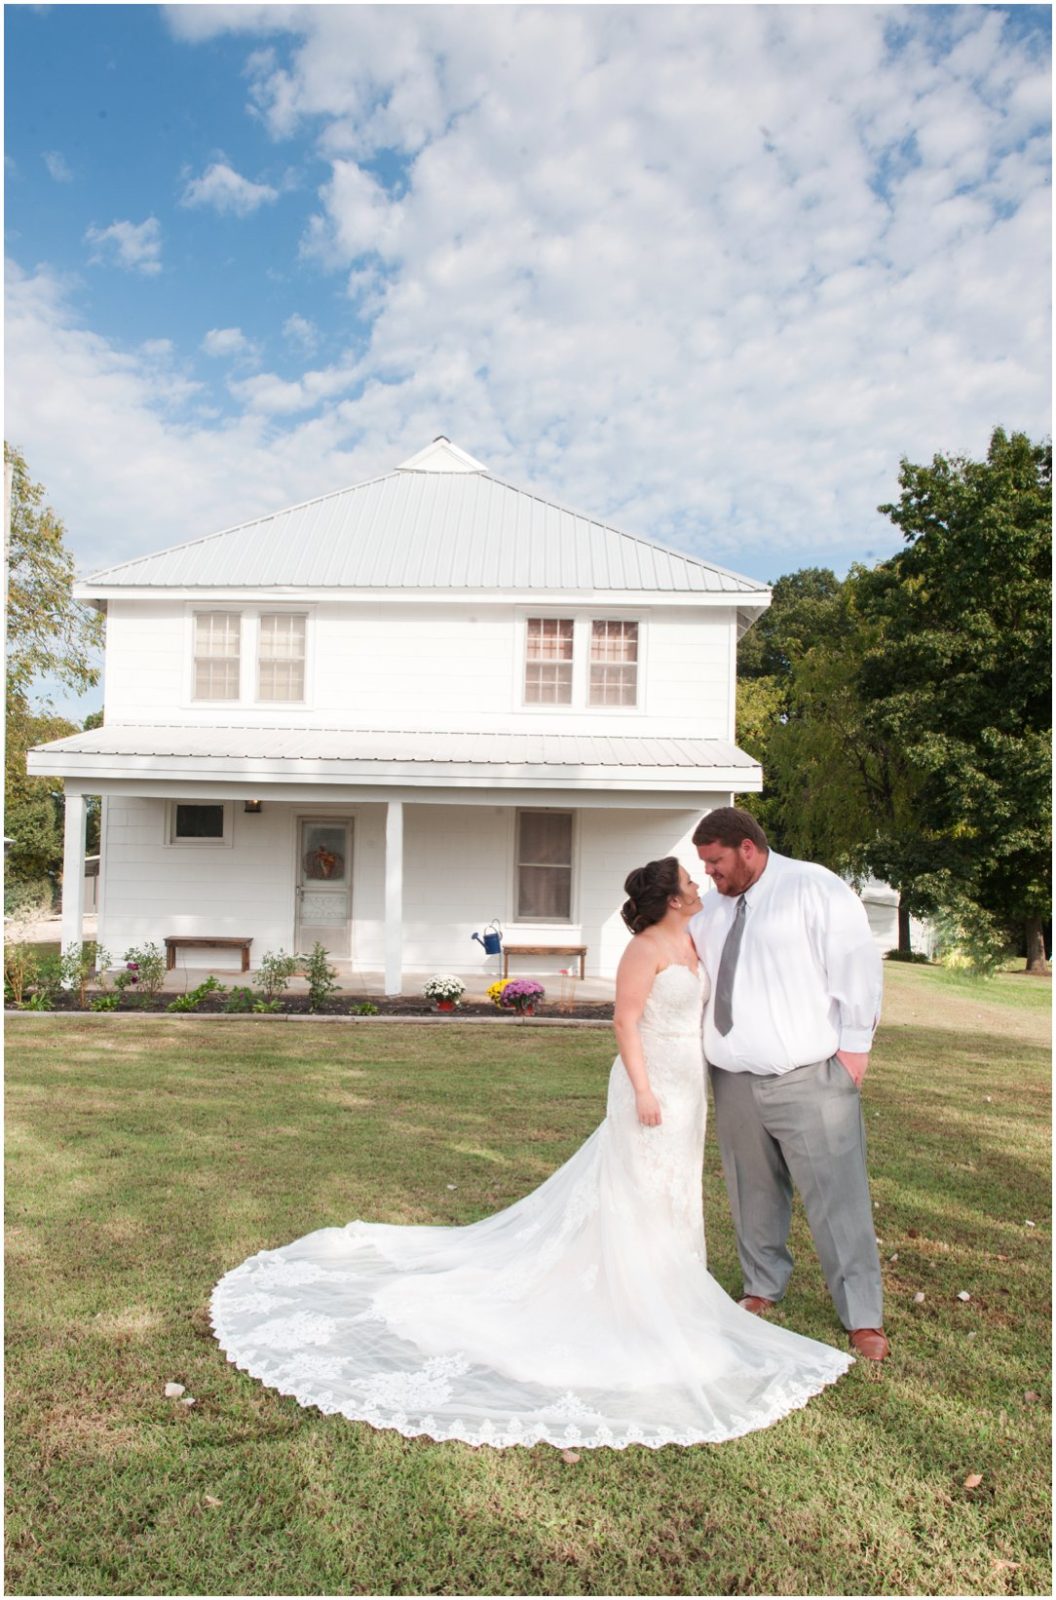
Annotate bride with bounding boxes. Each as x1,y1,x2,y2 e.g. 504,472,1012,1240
212,857,852,1449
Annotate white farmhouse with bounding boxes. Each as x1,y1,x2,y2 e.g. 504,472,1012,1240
28,438,770,991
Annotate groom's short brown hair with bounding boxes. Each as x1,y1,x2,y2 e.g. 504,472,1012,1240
692,807,769,851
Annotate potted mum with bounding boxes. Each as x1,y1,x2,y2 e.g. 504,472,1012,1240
500,978,545,1017
423,974,465,1012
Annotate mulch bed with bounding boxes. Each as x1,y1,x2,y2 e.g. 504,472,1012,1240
7,994,616,1021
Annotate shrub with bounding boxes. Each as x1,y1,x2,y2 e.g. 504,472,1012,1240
931,899,1014,979
4,877,54,918
223,986,258,1013
257,949,299,1002
3,941,39,1008
60,941,110,1008
90,993,120,1011
167,976,226,1012
352,1001,380,1016
121,943,166,999
31,951,63,1008
299,943,340,1011
884,949,931,965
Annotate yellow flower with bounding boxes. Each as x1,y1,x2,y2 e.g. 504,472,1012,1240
486,978,512,1008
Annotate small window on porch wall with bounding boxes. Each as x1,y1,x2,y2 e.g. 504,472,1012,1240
525,618,573,704
169,803,231,845
193,612,241,701
516,811,573,920
589,620,638,705
258,613,307,702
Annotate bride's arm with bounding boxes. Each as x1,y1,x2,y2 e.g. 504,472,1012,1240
613,938,662,1127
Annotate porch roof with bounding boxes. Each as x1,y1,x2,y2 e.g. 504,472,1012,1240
28,723,761,792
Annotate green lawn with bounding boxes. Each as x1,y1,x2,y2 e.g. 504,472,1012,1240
5,964,1051,1596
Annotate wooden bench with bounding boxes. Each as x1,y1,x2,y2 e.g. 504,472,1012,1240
165,936,253,973
502,944,587,980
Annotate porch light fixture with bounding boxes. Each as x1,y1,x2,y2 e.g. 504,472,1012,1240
244,800,263,814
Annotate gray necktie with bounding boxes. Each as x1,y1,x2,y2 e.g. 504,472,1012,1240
713,895,746,1037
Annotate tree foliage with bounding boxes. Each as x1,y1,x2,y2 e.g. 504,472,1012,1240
5,444,103,898
6,444,103,699
738,429,1051,970
736,570,921,946
857,428,1051,970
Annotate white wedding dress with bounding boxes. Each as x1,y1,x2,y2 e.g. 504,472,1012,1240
212,964,852,1448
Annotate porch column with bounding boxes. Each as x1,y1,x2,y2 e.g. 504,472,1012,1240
60,789,87,970
384,799,404,996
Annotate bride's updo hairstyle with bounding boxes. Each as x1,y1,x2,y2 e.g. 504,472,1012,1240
621,857,683,934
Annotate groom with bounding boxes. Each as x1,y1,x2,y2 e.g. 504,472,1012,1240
688,807,889,1361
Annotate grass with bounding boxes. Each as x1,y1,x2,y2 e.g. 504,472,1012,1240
5,962,1051,1596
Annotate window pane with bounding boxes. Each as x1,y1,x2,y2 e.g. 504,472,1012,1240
589,621,638,704
517,812,573,919
175,804,225,839
525,618,573,703
259,614,306,701
518,865,572,919
527,618,574,660
193,612,240,701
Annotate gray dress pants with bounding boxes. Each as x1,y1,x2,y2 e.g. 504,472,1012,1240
709,1056,883,1330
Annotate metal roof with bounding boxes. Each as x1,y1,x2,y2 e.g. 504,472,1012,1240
81,438,767,597
28,723,760,792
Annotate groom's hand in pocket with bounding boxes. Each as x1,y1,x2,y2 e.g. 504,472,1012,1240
836,1050,869,1087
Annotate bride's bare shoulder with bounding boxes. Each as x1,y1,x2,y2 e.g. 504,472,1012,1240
617,929,663,978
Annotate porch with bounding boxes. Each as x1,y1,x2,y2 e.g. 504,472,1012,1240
27,722,762,993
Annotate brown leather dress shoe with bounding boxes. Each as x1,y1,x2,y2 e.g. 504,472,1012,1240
849,1327,890,1360
738,1295,777,1315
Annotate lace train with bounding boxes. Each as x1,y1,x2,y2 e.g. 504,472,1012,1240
212,967,852,1447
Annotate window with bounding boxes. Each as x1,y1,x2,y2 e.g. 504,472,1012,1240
516,811,573,920
193,612,241,701
590,620,638,705
258,613,307,702
525,618,574,704
169,802,230,845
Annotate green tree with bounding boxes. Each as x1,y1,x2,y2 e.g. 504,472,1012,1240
5,444,103,897
857,428,1051,972
737,570,923,950
736,568,852,852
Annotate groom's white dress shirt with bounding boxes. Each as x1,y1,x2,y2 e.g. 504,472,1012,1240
689,851,882,1076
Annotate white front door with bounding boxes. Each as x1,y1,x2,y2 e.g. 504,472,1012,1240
295,818,353,958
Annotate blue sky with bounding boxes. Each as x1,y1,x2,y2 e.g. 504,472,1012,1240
4,3,1051,718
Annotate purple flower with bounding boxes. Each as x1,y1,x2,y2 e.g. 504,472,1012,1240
500,978,545,1011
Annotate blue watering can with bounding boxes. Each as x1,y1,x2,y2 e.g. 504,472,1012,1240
471,921,503,956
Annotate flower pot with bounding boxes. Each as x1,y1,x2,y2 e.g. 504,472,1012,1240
436,999,456,1012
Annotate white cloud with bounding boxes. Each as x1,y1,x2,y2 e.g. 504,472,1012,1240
43,150,73,183
180,160,279,217
227,371,308,414
283,312,319,353
84,216,162,275
4,260,374,574
201,326,254,359
12,7,1052,584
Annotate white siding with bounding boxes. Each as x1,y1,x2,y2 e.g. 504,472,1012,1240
99,795,728,979
103,600,736,740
